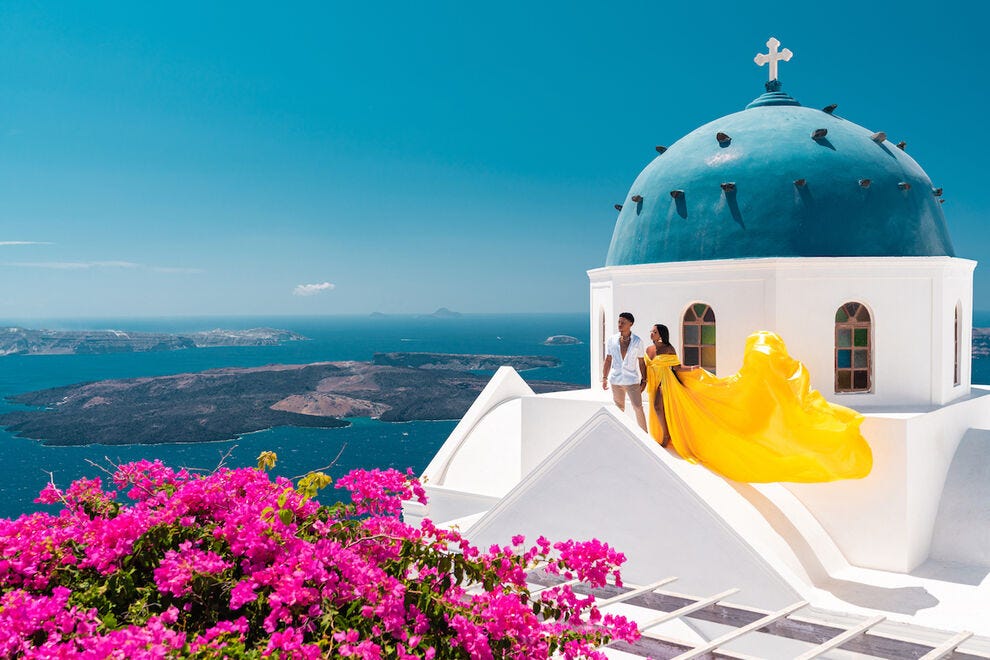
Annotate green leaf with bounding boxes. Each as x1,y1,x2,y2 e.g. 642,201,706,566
256,450,278,471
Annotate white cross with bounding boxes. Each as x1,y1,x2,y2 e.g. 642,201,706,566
754,37,793,82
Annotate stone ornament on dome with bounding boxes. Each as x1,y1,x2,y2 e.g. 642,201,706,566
754,37,792,91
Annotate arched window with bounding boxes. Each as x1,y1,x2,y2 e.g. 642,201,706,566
599,308,607,380
683,303,716,373
835,302,872,393
954,301,962,386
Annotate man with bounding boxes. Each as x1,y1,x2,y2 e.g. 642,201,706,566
602,311,648,432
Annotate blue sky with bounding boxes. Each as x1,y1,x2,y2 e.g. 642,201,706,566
0,1,987,317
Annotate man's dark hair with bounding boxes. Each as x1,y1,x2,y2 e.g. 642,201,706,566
619,312,635,324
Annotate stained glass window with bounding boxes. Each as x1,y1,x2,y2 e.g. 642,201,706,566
683,303,716,373
835,302,871,393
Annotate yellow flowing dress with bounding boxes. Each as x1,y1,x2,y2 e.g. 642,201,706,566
644,331,872,483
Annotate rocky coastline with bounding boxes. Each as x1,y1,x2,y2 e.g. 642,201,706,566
0,327,307,356
371,352,558,370
543,335,582,345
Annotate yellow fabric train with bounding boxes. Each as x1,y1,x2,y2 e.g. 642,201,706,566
644,331,872,483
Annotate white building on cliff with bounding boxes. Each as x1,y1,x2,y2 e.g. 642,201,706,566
405,40,990,658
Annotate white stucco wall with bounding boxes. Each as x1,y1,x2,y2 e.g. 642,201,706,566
420,366,533,492
928,428,990,565
440,399,522,496
407,371,629,530
785,387,990,571
465,409,805,610
520,396,610,475
588,257,975,408
590,282,612,382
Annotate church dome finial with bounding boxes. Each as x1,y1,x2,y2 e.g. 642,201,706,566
754,37,793,87
748,38,799,107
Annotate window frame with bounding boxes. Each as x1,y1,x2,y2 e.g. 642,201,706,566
834,301,872,394
682,302,716,373
954,301,962,387
599,308,607,381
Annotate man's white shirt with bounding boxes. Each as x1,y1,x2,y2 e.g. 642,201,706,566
605,333,645,386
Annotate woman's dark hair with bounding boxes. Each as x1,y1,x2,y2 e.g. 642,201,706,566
654,324,670,345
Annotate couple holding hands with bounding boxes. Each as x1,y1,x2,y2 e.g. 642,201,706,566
601,312,872,483
601,312,691,448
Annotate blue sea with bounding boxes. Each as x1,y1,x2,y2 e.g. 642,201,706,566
0,314,590,519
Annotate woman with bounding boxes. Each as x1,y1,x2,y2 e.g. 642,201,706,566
645,328,872,483
644,324,697,448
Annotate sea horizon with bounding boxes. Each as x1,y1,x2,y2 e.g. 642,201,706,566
0,311,588,327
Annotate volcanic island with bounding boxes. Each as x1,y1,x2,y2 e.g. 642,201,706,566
0,353,578,446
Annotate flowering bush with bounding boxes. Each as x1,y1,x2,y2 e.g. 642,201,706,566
0,454,638,658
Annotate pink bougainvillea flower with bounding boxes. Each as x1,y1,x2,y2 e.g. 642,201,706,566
0,461,637,658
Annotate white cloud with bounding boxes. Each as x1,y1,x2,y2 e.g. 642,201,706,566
293,282,336,296
0,241,52,246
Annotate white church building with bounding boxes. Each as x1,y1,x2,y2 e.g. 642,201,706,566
405,40,990,658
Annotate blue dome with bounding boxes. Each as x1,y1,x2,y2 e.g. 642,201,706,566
605,89,955,266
